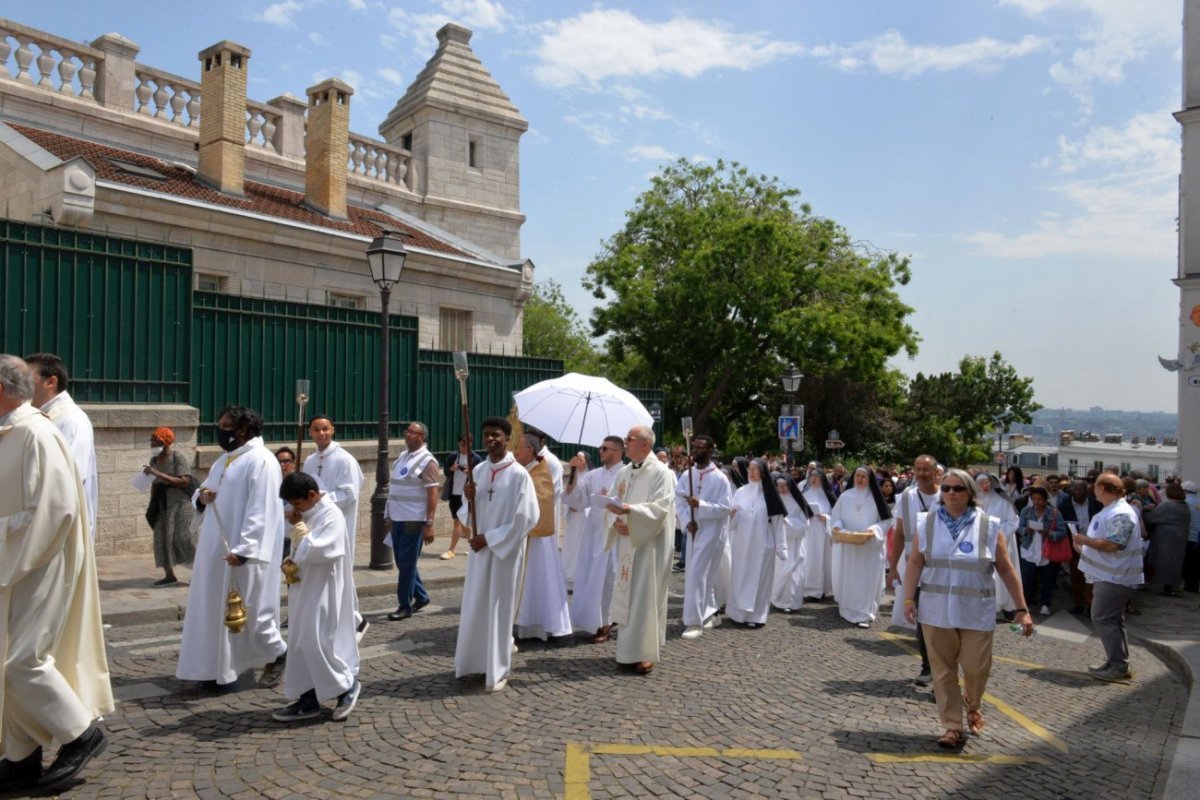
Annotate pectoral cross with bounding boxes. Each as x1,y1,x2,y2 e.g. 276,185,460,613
487,486,495,501
317,464,323,475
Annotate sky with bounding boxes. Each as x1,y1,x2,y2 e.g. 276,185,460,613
4,0,1185,413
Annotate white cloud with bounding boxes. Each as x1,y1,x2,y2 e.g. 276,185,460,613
960,109,1177,262
347,0,367,9
623,144,677,162
1000,0,1178,113
377,67,406,87
563,113,616,146
388,0,509,47
532,9,801,89
807,30,1048,78
257,0,304,27
308,32,325,46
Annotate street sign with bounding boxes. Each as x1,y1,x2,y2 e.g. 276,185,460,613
780,404,804,425
779,435,804,452
994,452,1007,463
778,416,801,439
825,439,845,450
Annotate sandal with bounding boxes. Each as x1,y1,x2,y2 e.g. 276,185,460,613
967,710,985,734
937,729,965,749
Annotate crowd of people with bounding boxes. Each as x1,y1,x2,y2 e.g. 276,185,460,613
2,346,1197,790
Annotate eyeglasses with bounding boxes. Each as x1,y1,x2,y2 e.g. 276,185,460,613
940,484,969,493
278,458,294,465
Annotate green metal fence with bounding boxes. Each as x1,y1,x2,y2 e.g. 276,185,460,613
191,292,419,443
0,220,192,403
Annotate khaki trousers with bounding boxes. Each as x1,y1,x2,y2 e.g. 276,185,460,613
921,624,994,731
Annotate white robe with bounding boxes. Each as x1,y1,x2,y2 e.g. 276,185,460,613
561,486,586,587
0,403,112,760
801,487,834,598
41,392,98,540
727,484,786,625
177,437,287,684
675,463,732,627
830,488,888,624
514,460,572,640
771,495,808,611
282,495,358,701
979,490,1020,612
568,463,622,633
607,457,675,664
454,453,539,689
303,442,365,623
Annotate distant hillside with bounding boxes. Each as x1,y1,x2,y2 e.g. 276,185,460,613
1010,408,1177,443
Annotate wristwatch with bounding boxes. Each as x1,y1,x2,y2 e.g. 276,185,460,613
424,520,434,526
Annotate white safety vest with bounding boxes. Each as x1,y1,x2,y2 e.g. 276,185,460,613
1079,498,1143,587
386,447,436,522
917,509,999,632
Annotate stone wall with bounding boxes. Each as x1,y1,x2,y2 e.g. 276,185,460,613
88,403,458,560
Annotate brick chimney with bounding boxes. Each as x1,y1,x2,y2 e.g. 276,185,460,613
305,78,354,219
197,41,251,196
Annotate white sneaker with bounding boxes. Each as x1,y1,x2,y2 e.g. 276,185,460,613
681,626,702,639
1039,605,1051,616
486,677,508,692
704,615,722,629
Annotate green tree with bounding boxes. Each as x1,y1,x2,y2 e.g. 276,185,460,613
584,158,919,444
896,352,1042,465
522,279,603,374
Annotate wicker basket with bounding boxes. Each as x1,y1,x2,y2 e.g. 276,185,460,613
832,529,875,545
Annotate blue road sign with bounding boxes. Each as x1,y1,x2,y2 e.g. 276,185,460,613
778,416,800,439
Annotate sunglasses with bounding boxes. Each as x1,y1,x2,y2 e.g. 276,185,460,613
940,484,969,493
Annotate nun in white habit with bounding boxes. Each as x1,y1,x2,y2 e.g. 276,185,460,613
801,467,837,601
830,465,892,627
976,472,1021,615
772,472,813,612
726,458,787,627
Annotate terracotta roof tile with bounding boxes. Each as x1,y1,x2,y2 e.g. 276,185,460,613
6,122,474,260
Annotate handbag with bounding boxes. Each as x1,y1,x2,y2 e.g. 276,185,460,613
1041,516,1072,563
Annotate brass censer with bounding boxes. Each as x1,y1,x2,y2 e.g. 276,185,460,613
224,588,248,633
281,559,301,585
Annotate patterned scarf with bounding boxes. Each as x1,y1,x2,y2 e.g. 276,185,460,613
936,505,977,541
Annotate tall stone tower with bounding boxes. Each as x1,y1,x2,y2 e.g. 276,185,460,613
379,23,528,260
1177,0,1200,480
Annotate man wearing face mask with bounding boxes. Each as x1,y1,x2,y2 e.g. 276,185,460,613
177,406,288,690
271,472,360,723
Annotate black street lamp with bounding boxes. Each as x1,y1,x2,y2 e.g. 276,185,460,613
995,419,1005,473
367,230,409,570
780,365,803,468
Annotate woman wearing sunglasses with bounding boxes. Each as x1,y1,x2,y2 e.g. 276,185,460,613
903,469,1033,750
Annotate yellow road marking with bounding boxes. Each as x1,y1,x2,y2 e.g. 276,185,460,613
564,743,590,800
876,631,1071,755
867,753,1053,765
564,742,804,799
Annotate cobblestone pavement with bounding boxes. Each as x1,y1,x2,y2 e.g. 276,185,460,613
34,576,1186,799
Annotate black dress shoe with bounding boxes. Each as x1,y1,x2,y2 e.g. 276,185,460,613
0,747,42,793
413,597,431,612
41,726,107,791
387,608,412,621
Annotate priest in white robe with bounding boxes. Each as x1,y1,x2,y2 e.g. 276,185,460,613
831,466,892,627
561,454,589,589
26,353,98,540
772,473,812,612
727,459,788,627
178,406,287,687
455,416,539,692
272,473,360,722
513,433,572,641
567,438,625,640
801,468,837,601
303,416,366,636
676,435,732,639
606,425,675,674
0,355,113,792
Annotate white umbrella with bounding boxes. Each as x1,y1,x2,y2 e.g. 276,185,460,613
513,373,653,446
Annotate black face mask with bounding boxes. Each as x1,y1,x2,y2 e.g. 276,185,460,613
216,428,240,452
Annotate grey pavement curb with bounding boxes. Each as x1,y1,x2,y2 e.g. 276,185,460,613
1126,630,1199,800
102,574,467,628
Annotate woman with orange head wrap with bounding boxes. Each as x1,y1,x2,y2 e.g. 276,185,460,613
144,426,195,585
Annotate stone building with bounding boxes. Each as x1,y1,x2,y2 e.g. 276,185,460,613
0,17,540,555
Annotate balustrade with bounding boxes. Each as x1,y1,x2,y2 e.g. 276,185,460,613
347,134,412,190
245,101,282,154
0,24,100,101
133,67,200,127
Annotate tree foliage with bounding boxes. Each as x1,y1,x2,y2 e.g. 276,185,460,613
895,352,1042,466
522,279,603,374
584,158,919,444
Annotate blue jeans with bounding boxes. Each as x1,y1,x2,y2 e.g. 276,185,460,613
392,520,429,612
1020,555,1056,609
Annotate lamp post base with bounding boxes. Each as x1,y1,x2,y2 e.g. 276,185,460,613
369,489,394,570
